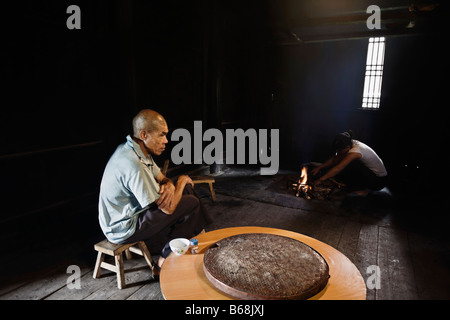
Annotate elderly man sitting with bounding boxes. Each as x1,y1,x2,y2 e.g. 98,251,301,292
98,109,212,273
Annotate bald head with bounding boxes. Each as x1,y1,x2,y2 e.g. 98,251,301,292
132,109,167,138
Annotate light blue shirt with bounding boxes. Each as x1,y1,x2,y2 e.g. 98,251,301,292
98,136,161,243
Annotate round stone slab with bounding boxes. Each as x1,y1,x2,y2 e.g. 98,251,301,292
203,233,330,300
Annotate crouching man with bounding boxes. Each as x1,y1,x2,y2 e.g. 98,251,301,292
98,109,212,274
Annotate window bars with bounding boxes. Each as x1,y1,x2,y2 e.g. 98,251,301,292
362,37,385,109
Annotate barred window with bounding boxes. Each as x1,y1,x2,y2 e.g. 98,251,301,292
362,37,385,109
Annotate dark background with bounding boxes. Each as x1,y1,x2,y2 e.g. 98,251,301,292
1,0,448,274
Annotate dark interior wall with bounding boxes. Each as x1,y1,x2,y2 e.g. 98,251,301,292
269,40,369,168
2,1,116,154
129,0,272,166
129,0,268,127
209,0,270,130
1,0,140,265
130,0,206,129
380,34,449,187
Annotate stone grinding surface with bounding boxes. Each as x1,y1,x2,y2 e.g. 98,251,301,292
203,233,330,300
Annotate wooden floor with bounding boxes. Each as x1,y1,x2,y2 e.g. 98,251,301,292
1,167,449,300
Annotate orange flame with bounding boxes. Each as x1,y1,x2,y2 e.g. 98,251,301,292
294,166,311,198
300,166,308,186
299,166,311,194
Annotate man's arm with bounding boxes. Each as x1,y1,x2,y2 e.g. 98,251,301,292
155,172,175,212
157,175,193,215
311,157,334,176
315,152,362,183
157,173,174,189
311,153,347,176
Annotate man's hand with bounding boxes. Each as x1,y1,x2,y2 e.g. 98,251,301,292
157,175,194,215
156,181,175,211
311,166,321,176
177,175,194,188
312,178,324,188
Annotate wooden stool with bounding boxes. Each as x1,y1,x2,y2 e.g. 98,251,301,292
192,176,216,202
93,239,156,289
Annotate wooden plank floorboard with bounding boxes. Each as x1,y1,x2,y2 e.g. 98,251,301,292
353,224,379,300
0,264,90,300
377,226,419,300
126,281,164,300
313,214,346,249
45,265,115,300
336,220,362,263
408,232,450,299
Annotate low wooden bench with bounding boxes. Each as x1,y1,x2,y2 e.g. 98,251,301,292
93,240,156,289
191,176,216,202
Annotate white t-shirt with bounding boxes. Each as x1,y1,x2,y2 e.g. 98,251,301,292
349,140,387,177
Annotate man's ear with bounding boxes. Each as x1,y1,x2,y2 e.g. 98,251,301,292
139,130,147,141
